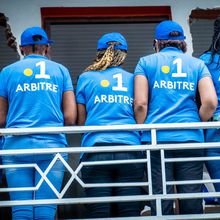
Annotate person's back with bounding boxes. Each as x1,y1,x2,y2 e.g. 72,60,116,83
137,47,209,143
77,66,139,146
0,26,76,220
134,20,217,216
76,32,144,218
1,54,73,145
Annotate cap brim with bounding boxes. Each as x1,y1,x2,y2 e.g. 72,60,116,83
47,40,54,45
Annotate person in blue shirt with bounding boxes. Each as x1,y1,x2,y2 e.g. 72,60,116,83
0,26,77,220
200,16,220,205
134,20,217,215
76,32,144,218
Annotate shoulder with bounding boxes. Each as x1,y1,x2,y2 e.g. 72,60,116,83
181,53,206,66
1,60,23,74
77,71,98,85
199,52,211,61
139,53,157,62
113,67,132,75
46,60,69,72
78,70,96,79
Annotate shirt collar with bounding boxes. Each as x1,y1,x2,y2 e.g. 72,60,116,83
24,54,49,60
160,47,183,53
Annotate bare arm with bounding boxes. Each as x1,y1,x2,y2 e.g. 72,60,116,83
0,96,8,127
77,103,87,126
134,75,148,124
62,91,77,126
198,77,217,121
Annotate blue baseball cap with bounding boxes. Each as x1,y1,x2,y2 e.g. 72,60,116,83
97,32,128,51
20,26,54,46
155,20,186,40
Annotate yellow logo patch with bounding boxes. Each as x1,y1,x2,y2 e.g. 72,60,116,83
161,66,170,74
24,68,33,76
100,80,110,87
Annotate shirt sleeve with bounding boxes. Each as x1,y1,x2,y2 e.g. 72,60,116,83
134,58,147,77
76,74,86,104
198,61,211,80
0,69,8,98
62,66,74,92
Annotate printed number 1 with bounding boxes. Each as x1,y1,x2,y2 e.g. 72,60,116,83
112,73,128,92
35,61,50,79
172,58,187,77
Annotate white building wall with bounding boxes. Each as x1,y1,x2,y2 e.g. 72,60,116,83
0,0,220,56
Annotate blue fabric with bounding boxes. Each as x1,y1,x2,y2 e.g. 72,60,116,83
0,54,73,146
20,27,54,46
200,52,220,204
76,66,140,147
200,52,220,116
205,150,220,204
81,149,144,217
155,20,185,40
97,32,127,50
134,47,210,143
2,136,67,220
150,146,204,215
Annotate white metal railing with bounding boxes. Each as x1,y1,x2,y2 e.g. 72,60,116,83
0,122,220,219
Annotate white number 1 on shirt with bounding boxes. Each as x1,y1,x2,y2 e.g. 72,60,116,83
35,61,50,79
112,73,128,91
172,58,187,78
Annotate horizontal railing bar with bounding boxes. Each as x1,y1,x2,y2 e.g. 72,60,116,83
84,182,148,188
81,159,147,166
78,214,220,220
165,156,220,162
0,121,220,135
167,178,220,185
0,187,37,193
1,192,220,207
1,142,220,155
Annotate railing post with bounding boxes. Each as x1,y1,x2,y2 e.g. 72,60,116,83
156,198,162,216
150,128,157,197
161,149,167,195
146,149,152,195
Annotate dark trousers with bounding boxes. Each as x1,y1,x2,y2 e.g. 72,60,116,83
206,148,220,204
150,147,204,215
81,148,145,218
0,157,2,185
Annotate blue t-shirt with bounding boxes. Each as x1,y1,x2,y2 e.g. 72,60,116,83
200,52,220,116
0,54,73,146
0,137,2,149
200,52,220,143
76,66,140,147
134,47,210,143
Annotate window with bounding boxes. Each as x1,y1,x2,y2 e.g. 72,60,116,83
189,8,220,57
41,6,171,85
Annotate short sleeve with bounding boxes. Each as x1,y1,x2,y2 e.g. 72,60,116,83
0,69,8,98
198,61,211,80
134,58,147,77
62,66,74,92
76,75,86,104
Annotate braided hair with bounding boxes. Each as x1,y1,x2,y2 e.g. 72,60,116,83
85,42,127,71
206,16,220,66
